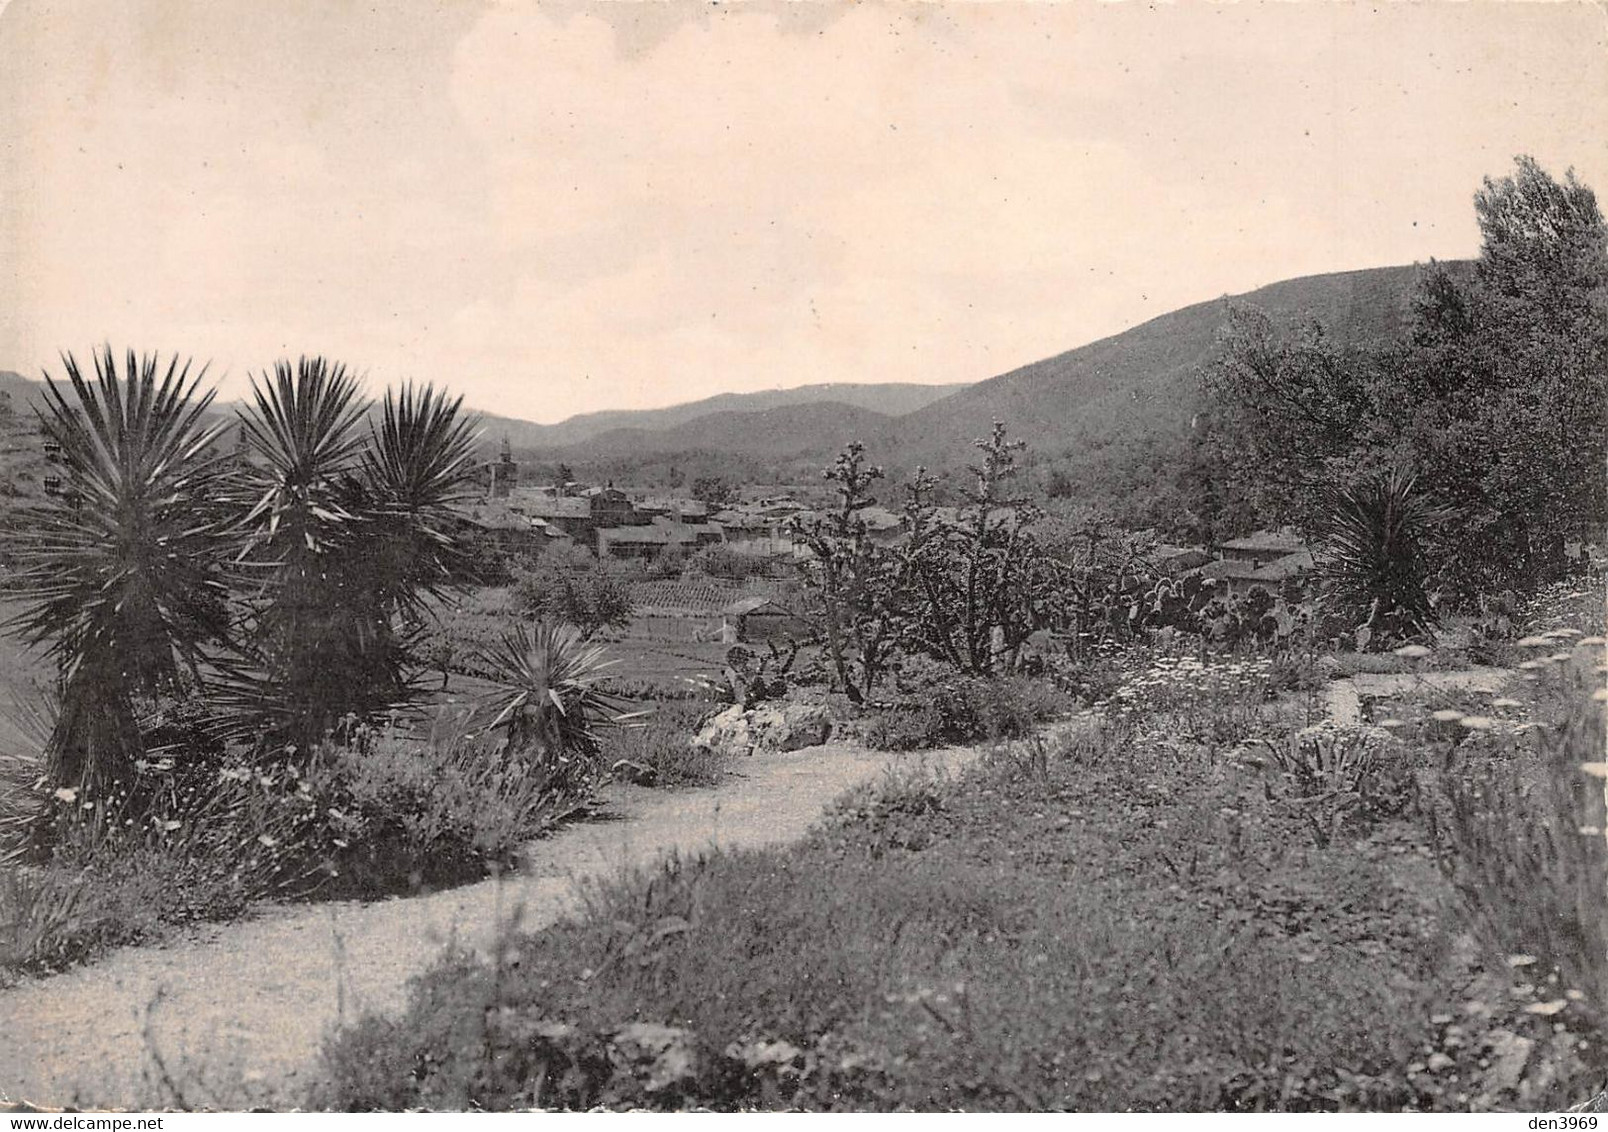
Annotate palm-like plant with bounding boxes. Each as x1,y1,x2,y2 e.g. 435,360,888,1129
359,382,484,624
1316,467,1448,646
5,349,232,788
224,364,486,754
226,357,383,752
476,623,636,787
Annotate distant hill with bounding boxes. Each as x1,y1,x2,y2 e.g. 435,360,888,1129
524,263,1440,504
545,401,897,459
481,381,968,450
0,370,44,406
871,264,1431,476
0,263,1442,512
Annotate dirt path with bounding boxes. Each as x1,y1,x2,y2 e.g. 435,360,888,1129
1,742,977,1111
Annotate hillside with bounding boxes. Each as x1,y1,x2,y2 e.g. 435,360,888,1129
0,375,50,562
483,381,967,450
525,263,1441,509
0,264,1441,509
873,264,1431,475
0,370,44,406
542,401,896,459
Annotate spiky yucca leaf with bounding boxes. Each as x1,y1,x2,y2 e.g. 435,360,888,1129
475,623,636,776
1315,467,1448,645
360,382,484,621
4,349,232,787
227,357,388,753
234,356,369,565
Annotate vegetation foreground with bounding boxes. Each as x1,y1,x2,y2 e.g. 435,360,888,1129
314,583,1608,1112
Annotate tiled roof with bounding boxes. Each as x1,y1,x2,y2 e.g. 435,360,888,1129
1250,548,1315,581
1218,528,1305,554
518,496,590,519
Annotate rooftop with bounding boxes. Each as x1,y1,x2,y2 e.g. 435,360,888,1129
1219,528,1305,554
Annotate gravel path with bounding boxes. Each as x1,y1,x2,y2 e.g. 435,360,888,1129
1,742,977,1111
1323,668,1512,726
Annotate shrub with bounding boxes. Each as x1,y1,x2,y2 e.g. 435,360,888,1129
0,867,99,979
0,721,600,978
319,726,591,894
1243,722,1417,847
475,622,636,792
1427,654,1608,1030
601,701,724,788
511,561,634,638
859,673,1071,751
315,749,1452,1112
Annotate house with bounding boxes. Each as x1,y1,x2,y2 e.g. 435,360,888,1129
587,486,642,528
1216,528,1305,570
1197,529,1312,596
596,517,724,561
514,492,593,537
858,505,907,547
459,505,572,555
638,497,711,524
713,505,810,560
720,595,812,644
1151,543,1213,575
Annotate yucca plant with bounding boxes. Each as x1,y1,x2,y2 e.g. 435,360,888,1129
225,357,389,753
476,623,637,789
4,349,232,790
358,381,484,624
1315,467,1448,647
223,364,485,755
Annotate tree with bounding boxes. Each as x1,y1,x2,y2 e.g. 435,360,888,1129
223,360,482,753
792,443,893,702
690,475,738,509
6,349,232,789
1394,157,1608,594
360,383,485,621
1199,307,1385,530
900,423,1068,674
1201,157,1608,602
223,358,380,752
511,559,634,637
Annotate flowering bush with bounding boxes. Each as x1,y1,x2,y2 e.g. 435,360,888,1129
1097,653,1284,748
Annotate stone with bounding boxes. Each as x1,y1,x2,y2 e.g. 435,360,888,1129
689,698,833,759
1483,1028,1534,1095
609,1022,699,1095
778,700,832,749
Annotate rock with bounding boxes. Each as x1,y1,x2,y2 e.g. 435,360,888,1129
690,699,833,759
690,704,755,757
609,1022,699,1095
1479,1028,1534,1099
778,700,832,749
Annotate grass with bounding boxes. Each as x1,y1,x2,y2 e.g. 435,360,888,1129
315,743,1461,1110
600,700,727,788
313,576,1608,1110
0,724,593,983
316,678,1576,1110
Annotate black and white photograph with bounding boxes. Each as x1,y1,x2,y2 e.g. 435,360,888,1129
0,0,1605,1115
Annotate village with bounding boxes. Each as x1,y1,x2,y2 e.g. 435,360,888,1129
460,436,1314,604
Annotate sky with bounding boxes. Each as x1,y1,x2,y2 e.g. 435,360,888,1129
0,1,1604,424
